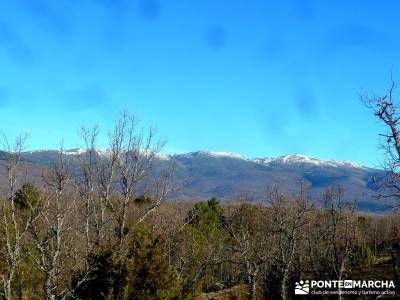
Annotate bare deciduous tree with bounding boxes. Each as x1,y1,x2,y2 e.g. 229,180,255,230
269,187,311,300
28,148,84,300
224,203,270,300
324,186,357,300
76,126,99,267
0,134,29,300
363,79,400,205
106,112,166,253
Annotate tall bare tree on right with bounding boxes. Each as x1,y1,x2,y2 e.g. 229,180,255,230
363,79,400,204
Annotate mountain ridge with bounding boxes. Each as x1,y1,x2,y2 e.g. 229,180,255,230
7,149,392,213
31,148,370,169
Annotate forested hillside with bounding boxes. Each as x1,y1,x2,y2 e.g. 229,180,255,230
0,113,400,300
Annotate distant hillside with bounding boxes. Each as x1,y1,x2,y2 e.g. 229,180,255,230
9,149,393,213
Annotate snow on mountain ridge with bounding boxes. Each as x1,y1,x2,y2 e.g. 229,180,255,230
64,148,87,155
201,151,243,159
23,150,365,168
173,150,243,160
253,154,364,169
39,148,170,160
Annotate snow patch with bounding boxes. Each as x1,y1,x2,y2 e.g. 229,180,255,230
175,151,243,160
206,151,243,159
63,148,170,160
64,148,87,155
253,154,364,169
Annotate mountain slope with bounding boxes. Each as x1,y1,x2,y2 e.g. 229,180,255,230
14,149,392,213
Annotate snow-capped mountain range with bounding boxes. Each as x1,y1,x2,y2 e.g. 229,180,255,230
172,151,365,170
59,148,366,169
0,149,390,213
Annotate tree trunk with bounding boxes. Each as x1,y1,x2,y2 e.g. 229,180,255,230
44,276,56,300
4,279,12,300
248,273,256,300
338,263,345,300
281,268,289,300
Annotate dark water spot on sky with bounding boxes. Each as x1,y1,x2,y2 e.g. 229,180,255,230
293,88,318,118
262,34,286,62
262,109,292,139
92,0,132,48
96,0,123,6
262,111,304,153
0,22,35,66
326,23,393,53
257,105,307,154
292,0,316,21
75,86,110,108
205,25,227,50
138,0,161,20
95,0,131,13
20,0,72,38
103,21,127,48
62,85,113,117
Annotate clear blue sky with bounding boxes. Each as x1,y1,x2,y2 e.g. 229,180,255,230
0,0,399,167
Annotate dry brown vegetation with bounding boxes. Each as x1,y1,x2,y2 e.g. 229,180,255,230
2,92,400,300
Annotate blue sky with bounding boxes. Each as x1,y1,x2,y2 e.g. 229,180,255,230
0,0,399,167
